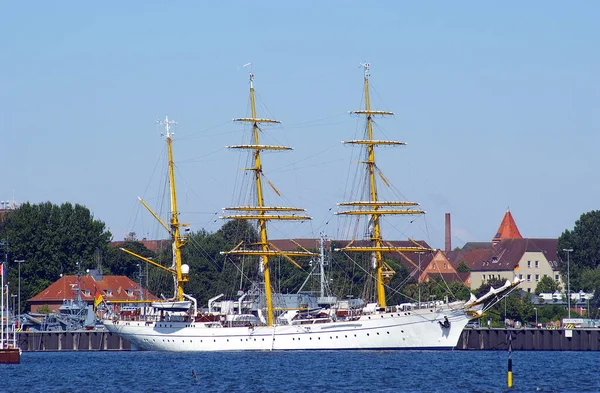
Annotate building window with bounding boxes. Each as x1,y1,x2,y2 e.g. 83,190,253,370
535,274,540,282
527,288,531,293
544,274,547,278
519,274,523,280
535,261,539,268
527,261,531,268
482,274,486,280
555,274,560,281
444,263,447,269
527,274,531,282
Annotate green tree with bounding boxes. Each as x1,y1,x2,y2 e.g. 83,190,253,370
474,277,506,298
37,304,52,314
0,202,111,314
105,241,155,277
578,267,600,293
535,275,561,295
557,210,600,288
456,261,470,273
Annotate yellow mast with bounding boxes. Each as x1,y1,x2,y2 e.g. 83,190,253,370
335,63,432,309
221,69,316,326
163,117,189,301
122,116,189,302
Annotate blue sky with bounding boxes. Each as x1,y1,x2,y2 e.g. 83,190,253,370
1,2,598,249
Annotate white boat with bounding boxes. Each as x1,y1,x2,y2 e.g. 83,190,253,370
103,65,521,351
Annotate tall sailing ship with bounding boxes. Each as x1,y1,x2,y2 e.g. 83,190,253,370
103,66,520,351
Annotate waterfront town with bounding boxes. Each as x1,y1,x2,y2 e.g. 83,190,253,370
1,200,598,354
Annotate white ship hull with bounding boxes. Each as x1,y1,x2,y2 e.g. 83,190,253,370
103,305,471,351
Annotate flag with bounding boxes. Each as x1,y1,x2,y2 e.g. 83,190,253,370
0,263,3,276
513,265,520,271
94,293,104,310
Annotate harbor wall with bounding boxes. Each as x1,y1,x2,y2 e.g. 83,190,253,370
456,328,600,351
15,328,600,351
18,331,131,352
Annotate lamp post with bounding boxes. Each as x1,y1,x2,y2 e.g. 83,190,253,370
563,249,573,319
14,259,25,323
11,294,16,318
534,307,537,327
137,263,143,301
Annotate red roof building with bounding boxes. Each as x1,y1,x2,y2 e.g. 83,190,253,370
448,238,561,292
419,250,470,287
28,270,159,313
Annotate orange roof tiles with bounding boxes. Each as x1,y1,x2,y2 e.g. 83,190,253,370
29,275,159,303
493,209,522,244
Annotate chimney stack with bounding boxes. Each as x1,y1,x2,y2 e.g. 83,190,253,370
445,213,451,253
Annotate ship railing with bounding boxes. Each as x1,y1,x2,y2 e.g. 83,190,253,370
117,314,161,322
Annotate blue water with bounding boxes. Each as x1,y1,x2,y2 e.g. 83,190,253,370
1,351,598,393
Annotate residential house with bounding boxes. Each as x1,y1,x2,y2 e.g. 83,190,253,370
419,250,470,287
447,210,562,293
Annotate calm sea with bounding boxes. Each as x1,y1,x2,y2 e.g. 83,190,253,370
1,350,598,393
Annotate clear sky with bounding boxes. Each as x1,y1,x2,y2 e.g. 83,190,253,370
1,2,598,249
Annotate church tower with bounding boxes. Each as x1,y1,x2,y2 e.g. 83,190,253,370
492,209,522,246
